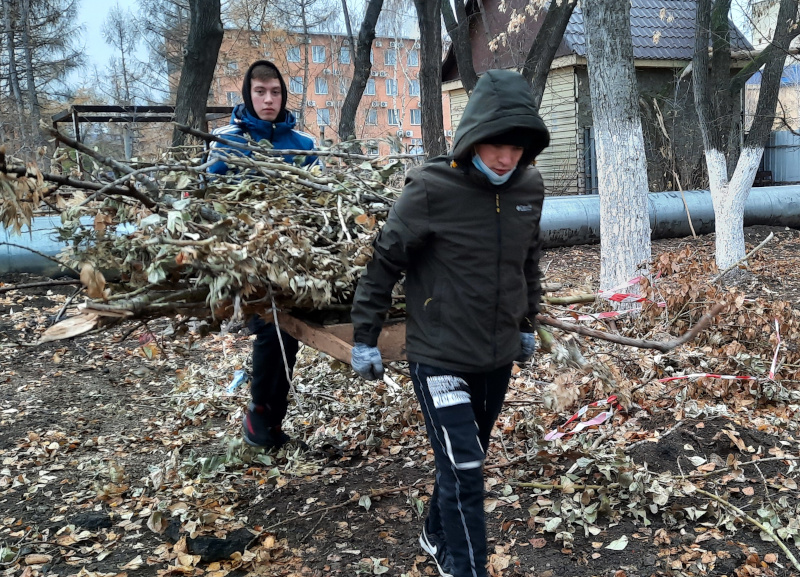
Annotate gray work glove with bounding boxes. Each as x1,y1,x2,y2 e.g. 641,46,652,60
516,332,537,363
351,343,384,380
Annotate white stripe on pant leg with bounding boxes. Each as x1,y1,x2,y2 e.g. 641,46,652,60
413,367,480,577
442,426,483,470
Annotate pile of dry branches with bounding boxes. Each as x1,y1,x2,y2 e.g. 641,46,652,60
0,125,411,322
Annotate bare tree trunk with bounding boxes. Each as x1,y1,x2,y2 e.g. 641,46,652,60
475,0,498,69
20,0,42,144
583,0,651,293
2,0,26,142
171,0,223,147
522,0,578,111
300,7,310,131
693,0,799,273
339,0,384,142
341,0,356,51
413,0,446,157
441,0,478,95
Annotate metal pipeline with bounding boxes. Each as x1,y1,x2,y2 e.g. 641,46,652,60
541,185,800,248
2,186,800,276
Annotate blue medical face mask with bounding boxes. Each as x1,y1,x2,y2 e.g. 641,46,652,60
472,152,515,185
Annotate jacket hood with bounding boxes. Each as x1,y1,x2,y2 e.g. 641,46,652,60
242,60,288,121
451,69,550,166
231,103,298,132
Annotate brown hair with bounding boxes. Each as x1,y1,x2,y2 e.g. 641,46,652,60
250,64,280,82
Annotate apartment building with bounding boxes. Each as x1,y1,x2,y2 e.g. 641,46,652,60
210,28,452,156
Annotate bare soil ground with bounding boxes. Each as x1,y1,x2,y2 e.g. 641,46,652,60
1,225,799,577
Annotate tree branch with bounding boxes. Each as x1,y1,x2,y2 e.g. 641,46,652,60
536,303,726,353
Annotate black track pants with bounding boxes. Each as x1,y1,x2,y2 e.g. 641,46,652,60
411,362,511,577
248,316,299,427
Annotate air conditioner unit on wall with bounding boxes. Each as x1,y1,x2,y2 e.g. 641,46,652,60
380,102,388,107
371,70,379,76
405,130,413,137
413,41,420,49
379,71,387,77
323,68,331,74
445,130,453,136
307,100,316,107
389,41,397,48
343,39,350,45
332,68,341,75
325,100,334,107
375,40,382,47
396,129,404,137
371,101,379,107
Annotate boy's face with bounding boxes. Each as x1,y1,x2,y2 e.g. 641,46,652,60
250,78,283,121
474,143,525,176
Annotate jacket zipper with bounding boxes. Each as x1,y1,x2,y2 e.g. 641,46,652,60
493,193,501,366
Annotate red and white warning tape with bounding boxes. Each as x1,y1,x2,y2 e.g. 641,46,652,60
558,275,665,322
544,395,620,441
657,373,758,383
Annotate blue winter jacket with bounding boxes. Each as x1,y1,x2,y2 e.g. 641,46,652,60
207,103,318,174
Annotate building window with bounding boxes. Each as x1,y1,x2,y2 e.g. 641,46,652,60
339,46,350,64
385,78,398,96
290,76,303,94
409,138,424,155
315,77,328,94
367,143,379,156
312,45,326,63
370,48,374,64
338,77,349,95
408,50,419,67
384,48,397,66
288,46,301,62
365,78,376,95
387,109,400,125
317,108,331,126
249,34,260,47
226,61,239,72
366,108,378,125
226,91,241,106
410,109,421,125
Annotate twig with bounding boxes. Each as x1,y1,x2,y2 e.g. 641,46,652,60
516,481,620,491
1,164,154,207
336,194,352,243
536,303,726,353
689,455,800,478
264,483,420,531
176,123,425,161
0,242,79,276
43,124,160,196
543,294,596,305
694,486,800,571
52,287,83,325
711,232,774,283
0,279,80,294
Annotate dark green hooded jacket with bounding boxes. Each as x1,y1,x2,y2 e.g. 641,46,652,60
351,69,550,372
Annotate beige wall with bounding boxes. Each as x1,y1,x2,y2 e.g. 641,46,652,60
446,67,580,194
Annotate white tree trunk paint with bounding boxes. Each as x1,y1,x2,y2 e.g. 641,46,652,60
706,146,763,270
595,118,652,294
583,0,652,297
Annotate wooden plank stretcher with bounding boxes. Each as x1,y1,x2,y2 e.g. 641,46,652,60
275,312,407,364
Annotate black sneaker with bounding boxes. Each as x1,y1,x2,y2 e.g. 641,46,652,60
242,404,307,450
419,526,454,577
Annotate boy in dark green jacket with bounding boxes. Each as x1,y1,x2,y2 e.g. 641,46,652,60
350,70,549,577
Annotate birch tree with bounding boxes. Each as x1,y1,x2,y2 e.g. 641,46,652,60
583,0,651,292
693,0,799,277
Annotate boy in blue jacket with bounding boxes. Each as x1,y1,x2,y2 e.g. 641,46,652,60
209,60,317,448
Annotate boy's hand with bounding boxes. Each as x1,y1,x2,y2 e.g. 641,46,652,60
351,343,384,380
516,332,537,363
